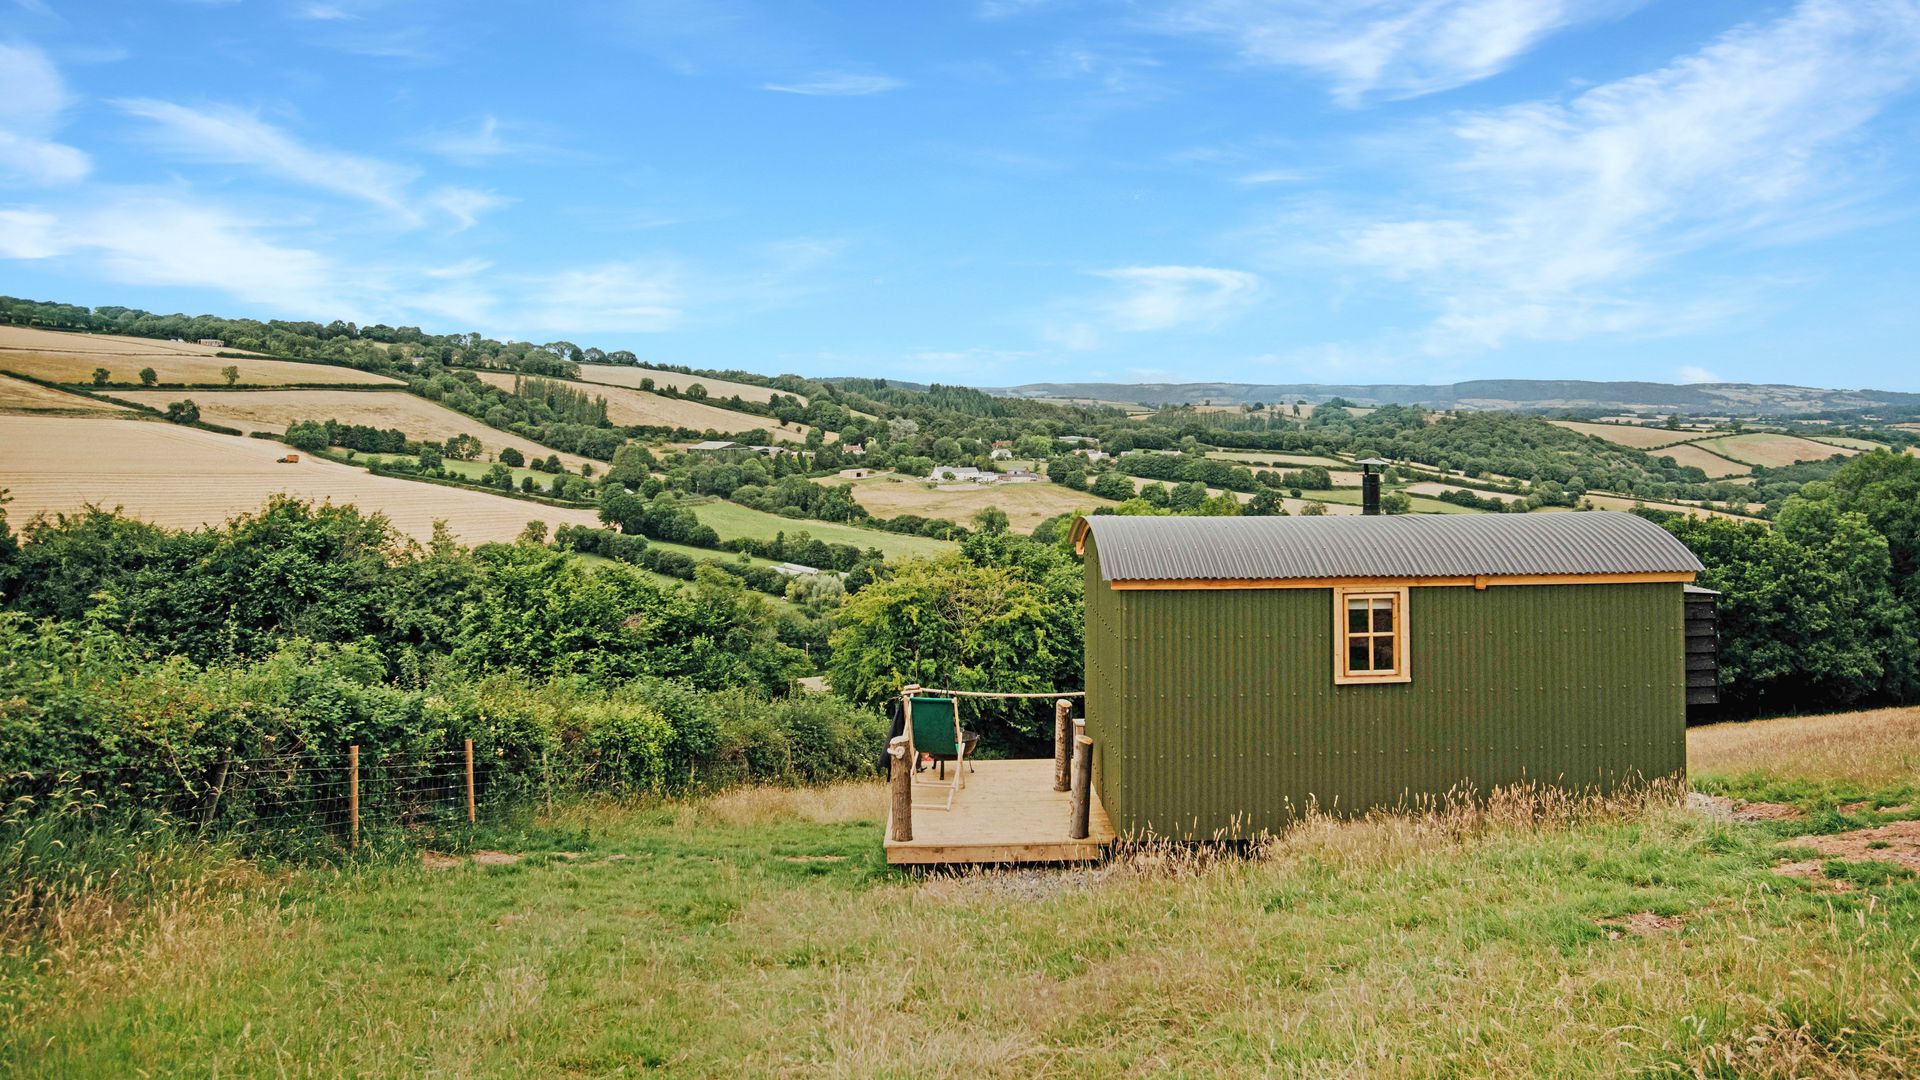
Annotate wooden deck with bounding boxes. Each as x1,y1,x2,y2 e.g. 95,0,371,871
884,758,1115,865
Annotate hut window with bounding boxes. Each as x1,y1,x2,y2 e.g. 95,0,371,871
1332,586,1410,685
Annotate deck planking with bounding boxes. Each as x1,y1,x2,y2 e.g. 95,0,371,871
884,758,1114,865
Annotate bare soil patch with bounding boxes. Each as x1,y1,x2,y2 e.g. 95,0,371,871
471,850,522,866
1788,820,1920,872
1773,861,1854,892
1597,912,1685,937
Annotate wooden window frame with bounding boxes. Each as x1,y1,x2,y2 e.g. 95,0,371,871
1333,585,1410,685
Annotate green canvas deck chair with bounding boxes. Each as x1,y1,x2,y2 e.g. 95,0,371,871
908,695,967,811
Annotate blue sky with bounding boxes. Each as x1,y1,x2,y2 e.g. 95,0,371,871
3,0,1919,390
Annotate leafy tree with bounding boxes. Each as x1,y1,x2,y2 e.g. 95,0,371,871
1089,471,1135,501
498,447,525,468
163,399,200,425
1380,492,1413,515
221,364,240,386
827,539,1081,750
972,506,1010,535
138,367,158,386
416,445,443,471
1299,501,1328,516
285,421,328,452
91,367,110,386
444,433,482,460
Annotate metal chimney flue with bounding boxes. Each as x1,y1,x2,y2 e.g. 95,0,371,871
1357,458,1389,516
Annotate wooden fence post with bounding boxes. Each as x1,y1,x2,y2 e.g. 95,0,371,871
888,735,912,843
1053,699,1073,792
348,744,360,851
1070,724,1092,841
464,738,477,824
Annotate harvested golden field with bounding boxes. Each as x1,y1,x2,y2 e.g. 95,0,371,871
1549,419,1691,449
1580,492,1759,521
109,388,595,471
0,325,400,387
0,373,126,414
1204,450,1349,468
1648,442,1750,478
471,371,814,445
572,364,805,405
0,415,603,546
1805,435,1888,451
817,472,1115,532
1691,432,1860,468
1690,707,1920,786
1403,481,1527,502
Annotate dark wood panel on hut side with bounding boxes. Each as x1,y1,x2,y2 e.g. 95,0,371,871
1684,590,1719,707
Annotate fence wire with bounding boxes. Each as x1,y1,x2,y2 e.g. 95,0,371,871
4,742,520,856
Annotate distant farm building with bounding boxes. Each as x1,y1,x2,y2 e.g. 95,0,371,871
686,440,741,452
196,338,225,348
930,466,998,483
771,562,820,577
1073,512,1706,839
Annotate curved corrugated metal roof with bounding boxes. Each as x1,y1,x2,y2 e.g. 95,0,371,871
1075,511,1702,582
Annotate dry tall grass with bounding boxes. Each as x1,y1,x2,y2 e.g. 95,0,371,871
1689,706,1920,784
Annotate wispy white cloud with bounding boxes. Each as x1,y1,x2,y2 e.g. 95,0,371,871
0,41,91,185
1676,365,1721,384
1236,168,1309,185
113,99,507,230
1143,0,1641,105
1317,0,1920,351
115,98,417,212
1048,264,1261,348
519,262,683,333
420,115,512,162
763,72,902,96
427,186,509,231
0,193,347,312
1096,265,1261,330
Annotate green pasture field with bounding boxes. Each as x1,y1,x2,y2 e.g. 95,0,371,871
688,499,957,560
4,709,1917,1076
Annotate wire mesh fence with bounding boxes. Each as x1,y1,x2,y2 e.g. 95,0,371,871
3,740,524,858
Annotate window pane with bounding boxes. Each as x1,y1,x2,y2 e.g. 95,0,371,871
1372,598,1394,632
1373,636,1395,672
1349,640,1370,673
1347,600,1368,634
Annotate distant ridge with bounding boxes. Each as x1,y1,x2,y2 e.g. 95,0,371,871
980,379,1920,415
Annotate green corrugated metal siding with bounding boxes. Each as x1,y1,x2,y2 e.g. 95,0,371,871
1083,534,1686,839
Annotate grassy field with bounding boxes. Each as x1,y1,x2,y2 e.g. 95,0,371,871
688,499,956,560
1203,450,1350,468
112,388,600,472
1691,432,1862,468
821,472,1117,532
0,325,400,387
1303,487,1488,514
573,363,805,405
1548,419,1694,449
0,415,604,546
0,373,127,414
470,371,816,445
1650,441,1751,478
1580,492,1762,521
1805,435,1890,452
5,709,1916,1076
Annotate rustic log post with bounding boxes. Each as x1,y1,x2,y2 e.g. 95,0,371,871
1053,699,1073,792
1070,733,1093,840
888,735,913,843
348,744,360,851
463,738,477,824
